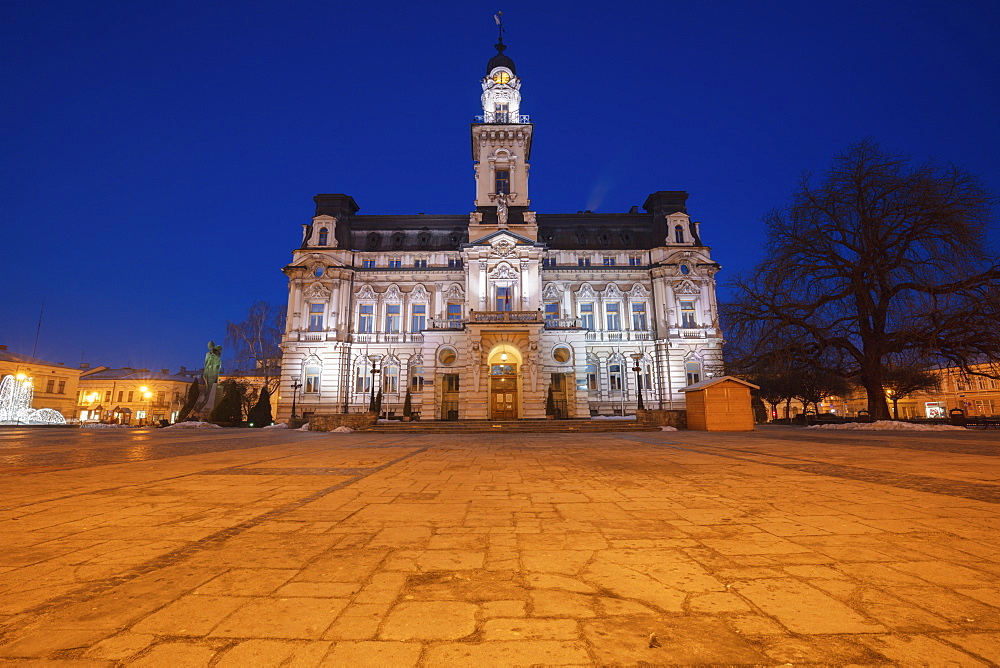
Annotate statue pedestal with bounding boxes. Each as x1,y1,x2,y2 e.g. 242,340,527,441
190,384,220,422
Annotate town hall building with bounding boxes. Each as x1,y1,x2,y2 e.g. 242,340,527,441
276,38,724,422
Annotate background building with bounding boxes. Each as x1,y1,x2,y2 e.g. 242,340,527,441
0,345,81,419
277,39,724,421
77,367,192,424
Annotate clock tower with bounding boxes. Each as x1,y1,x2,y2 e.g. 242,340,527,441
470,38,536,240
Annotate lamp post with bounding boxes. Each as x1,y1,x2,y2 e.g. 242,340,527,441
368,355,381,414
630,352,645,412
140,385,152,426
290,377,302,419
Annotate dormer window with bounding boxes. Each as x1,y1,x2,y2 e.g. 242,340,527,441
674,225,685,243
317,227,328,245
494,102,509,123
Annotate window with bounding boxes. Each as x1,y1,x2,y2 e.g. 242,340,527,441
317,227,328,245
157,391,165,404
410,364,424,391
542,258,555,267
383,364,399,393
495,169,510,195
580,303,594,330
552,346,571,363
674,225,685,243
438,347,457,365
308,303,324,331
448,258,463,268
544,303,559,320
385,304,401,333
105,390,111,402
305,366,320,393
603,257,616,266
974,399,994,415
496,286,513,311
314,266,324,277
358,304,374,333
355,366,370,393
578,257,591,267
128,391,134,402
411,304,426,331
628,257,641,266
586,365,598,391
631,302,647,330
609,364,623,391
680,264,690,275
494,102,509,122
606,303,621,331
444,374,460,392
118,391,124,402
46,379,55,393
388,259,402,268
414,259,427,268
686,361,701,386
680,301,696,328
638,364,652,390
447,303,462,320
362,260,376,268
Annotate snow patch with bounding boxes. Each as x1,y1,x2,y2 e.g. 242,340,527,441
807,420,966,431
591,415,638,421
660,426,678,431
297,423,311,431
163,421,222,429
82,423,134,428
331,426,354,433
263,423,288,429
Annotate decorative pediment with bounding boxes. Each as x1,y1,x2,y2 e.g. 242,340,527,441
384,284,402,301
603,283,623,299
489,238,518,258
628,283,649,299
410,284,429,300
541,283,562,300
356,284,377,300
576,283,597,299
488,262,519,280
444,283,464,300
304,282,331,300
675,280,700,295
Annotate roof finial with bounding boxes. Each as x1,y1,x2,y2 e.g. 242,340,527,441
494,10,505,49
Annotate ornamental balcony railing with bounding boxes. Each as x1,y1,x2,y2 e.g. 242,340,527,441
350,333,425,344
428,318,465,330
469,310,543,324
584,330,654,342
474,113,531,124
543,317,583,329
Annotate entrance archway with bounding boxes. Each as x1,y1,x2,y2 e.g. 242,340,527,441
487,343,522,420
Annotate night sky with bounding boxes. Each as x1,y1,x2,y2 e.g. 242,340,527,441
4,0,999,372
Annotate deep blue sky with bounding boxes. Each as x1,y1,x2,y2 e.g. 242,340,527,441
3,0,999,372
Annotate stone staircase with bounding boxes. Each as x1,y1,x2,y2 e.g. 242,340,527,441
356,419,661,434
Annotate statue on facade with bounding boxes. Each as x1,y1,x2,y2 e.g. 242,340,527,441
203,341,222,394
496,192,509,226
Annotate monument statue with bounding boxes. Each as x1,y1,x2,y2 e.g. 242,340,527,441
496,193,509,227
203,341,222,394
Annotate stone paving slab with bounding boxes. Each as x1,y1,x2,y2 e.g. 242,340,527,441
0,425,997,665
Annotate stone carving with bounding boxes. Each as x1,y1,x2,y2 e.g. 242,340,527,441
575,226,588,245
597,231,611,246
304,282,331,300
391,231,405,249
541,283,562,299
603,283,623,299
522,211,536,224
576,283,597,299
356,284,377,300
488,262,519,280
410,284,428,300
490,238,517,258
449,227,464,247
417,227,431,249
620,230,632,245
384,284,402,300
628,283,649,298
675,280,700,295
444,283,464,300
367,231,382,250
496,192,509,226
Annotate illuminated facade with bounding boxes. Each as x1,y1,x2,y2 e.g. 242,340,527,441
277,39,724,421
0,345,80,419
76,367,192,424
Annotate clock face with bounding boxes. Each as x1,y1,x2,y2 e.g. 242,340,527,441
492,70,511,85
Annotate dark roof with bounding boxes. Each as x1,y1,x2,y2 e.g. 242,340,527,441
0,348,70,369
487,40,516,75
80,368,194,383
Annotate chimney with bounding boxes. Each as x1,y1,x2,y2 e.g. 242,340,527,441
80,363,90,370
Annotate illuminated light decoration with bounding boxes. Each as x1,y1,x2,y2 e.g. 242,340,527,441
0,375,68,425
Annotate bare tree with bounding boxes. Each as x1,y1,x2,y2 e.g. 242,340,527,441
882,359,941,420
723,140,1000,420
225,301,286,396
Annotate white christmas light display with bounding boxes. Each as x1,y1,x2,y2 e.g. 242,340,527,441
0,374,67,424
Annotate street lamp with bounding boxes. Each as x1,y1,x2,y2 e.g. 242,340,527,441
140,385,152,426
368,355,381,413
290,376,302,419
630,352,645,411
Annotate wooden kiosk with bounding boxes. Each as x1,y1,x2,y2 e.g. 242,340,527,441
681,376,759,431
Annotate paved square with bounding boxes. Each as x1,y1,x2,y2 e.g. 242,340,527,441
0,426,998,665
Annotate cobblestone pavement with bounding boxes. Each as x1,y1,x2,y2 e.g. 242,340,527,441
0,425,997,666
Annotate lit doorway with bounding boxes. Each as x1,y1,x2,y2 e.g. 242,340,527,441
487,342,521,420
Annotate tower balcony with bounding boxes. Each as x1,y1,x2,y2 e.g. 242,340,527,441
474,113,531,124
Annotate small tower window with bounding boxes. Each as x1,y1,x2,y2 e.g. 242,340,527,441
495,170,510,195
317,227,328,245
494,102,509,123
674,225,685,243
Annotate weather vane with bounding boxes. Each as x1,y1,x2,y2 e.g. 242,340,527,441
494,11,504,41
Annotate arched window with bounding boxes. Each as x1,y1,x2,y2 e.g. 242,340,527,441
410,363,424,391
674,225,685,243
585,364,598,391
382,363,399,393
609,364,623,391
305,366,321,393
685,361,701,386
354,365,370,393
318,228,329,245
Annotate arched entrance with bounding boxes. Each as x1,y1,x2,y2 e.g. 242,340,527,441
488,343,521,420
